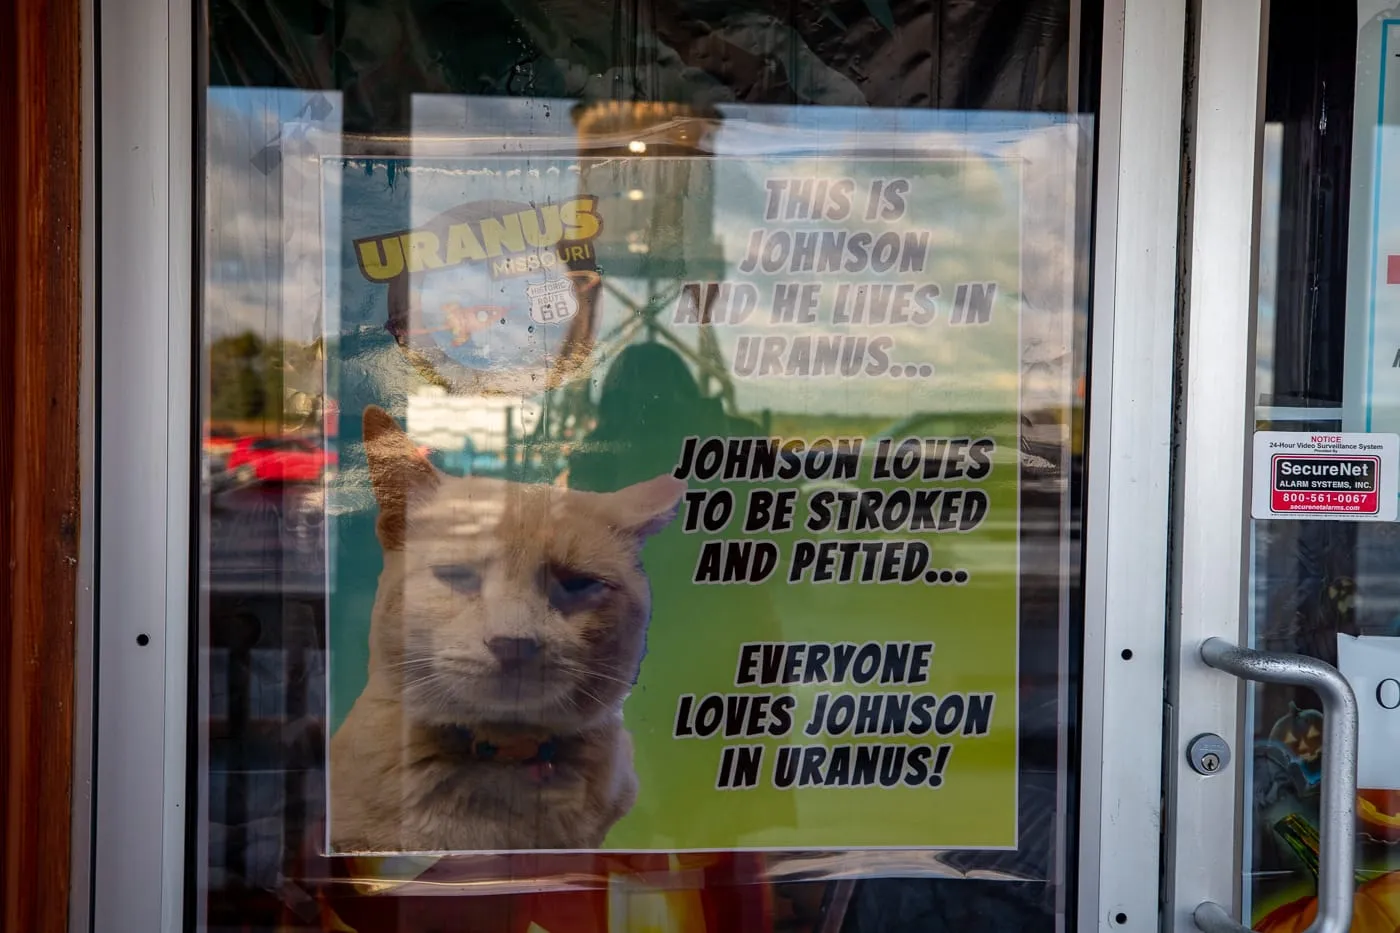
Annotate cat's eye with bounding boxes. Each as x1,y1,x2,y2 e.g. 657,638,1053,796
432,564,483,593
549,570,607,610
558,574,604,595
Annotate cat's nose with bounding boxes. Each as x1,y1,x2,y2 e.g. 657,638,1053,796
487,637,542,668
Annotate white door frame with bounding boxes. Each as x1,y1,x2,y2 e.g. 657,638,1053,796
90,0,195,930
1076,0,1188,930
1161,0,1270,929
82,1,1196,931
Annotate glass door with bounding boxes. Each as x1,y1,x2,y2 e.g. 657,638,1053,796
1167,0,1400,931
89,1,1191,931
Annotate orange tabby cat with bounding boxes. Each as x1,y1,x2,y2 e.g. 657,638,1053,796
330,406,684,852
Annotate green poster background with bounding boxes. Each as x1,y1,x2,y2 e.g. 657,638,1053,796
324,150,1024,851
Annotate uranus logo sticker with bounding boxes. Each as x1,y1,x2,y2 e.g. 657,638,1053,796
352,196,602,282
347,193,604,395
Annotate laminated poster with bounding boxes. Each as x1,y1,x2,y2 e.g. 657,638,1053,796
307,126,1079,860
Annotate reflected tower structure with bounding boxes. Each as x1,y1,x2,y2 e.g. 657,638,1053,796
569,99,736,410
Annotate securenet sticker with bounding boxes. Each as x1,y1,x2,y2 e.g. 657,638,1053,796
1251,431,1399,521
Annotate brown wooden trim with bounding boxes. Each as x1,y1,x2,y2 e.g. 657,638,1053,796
1,0,84,930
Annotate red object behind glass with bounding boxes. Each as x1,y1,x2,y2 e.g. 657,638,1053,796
227,435,336,483
313,853,774,933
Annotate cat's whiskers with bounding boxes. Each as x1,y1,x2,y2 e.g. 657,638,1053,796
563,681,610,710
398,665,464,704
554,661,632,689
585,670,634,688
386,658,456,693
385,657,438,672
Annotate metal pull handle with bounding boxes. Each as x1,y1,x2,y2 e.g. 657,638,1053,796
1192,638,1359,933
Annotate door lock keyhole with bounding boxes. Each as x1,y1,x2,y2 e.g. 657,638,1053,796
1187,733,1232,775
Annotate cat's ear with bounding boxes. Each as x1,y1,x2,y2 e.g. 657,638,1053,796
362,405,439,549
607,474,686,542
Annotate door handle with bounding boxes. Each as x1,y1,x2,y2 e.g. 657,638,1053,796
1191,638,1359,933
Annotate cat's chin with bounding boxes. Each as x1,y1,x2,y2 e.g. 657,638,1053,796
405,678,605,732
414,701,605,734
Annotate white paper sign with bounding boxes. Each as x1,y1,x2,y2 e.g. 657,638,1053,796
1251,431,1399,521
1338,634,1400,790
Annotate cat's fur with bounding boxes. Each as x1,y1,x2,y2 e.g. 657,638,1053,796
329,406,684,852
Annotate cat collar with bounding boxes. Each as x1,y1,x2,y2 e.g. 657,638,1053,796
450,726,559,782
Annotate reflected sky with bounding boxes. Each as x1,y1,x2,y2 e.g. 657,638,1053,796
206,88,1088,418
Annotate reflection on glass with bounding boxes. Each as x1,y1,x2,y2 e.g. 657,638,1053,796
1256,122,1283,406
198,3,1095,931
1245,3,1400,931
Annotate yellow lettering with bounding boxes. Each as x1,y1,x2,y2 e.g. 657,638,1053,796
520,204,565,248
357,236,405,281
444,222,486,264
400,232,444,273
559,196,602,241
480,213,526,257
490,259,511,277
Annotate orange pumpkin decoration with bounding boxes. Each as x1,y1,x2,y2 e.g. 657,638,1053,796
1359,789,1400,843
1255,871,1400,933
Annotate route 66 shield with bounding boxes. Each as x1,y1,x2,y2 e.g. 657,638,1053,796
526,278,581,326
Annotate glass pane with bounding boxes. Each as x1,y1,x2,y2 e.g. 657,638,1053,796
196,3,1099,931
1246,1,1400,929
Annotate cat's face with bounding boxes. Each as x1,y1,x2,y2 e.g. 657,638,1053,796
361,406,684,730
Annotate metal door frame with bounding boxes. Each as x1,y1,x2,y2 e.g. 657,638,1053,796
89,0,195,930
1076,0,1188,930
83,1,1192,930
1161,0,1271,930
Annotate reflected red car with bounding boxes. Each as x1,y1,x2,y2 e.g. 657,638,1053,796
203,424,239,459
226,436,336,483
